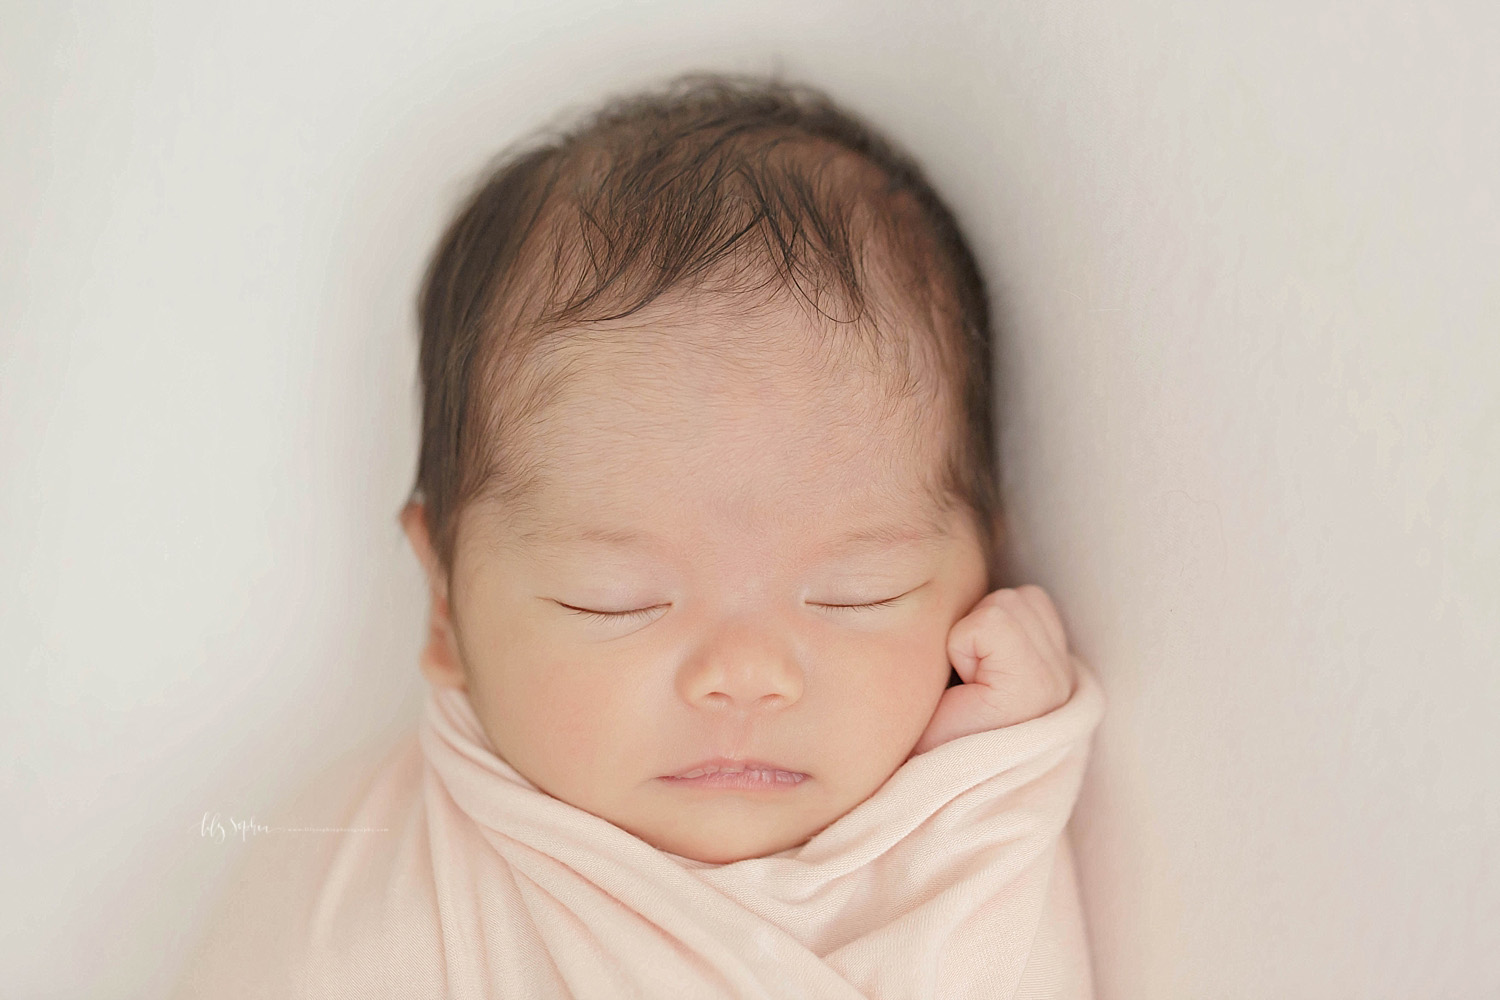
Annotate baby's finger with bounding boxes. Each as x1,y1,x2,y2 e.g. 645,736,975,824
1014,585,1068,658
1015,587,1078,701
946,599,1033,686
986,588,1058,668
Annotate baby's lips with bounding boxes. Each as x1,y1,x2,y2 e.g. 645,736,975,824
660,756,808,780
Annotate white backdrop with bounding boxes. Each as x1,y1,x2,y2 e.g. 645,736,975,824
4,1,1496,997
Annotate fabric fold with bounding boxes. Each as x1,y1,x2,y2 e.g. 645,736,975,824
175,657,1104,999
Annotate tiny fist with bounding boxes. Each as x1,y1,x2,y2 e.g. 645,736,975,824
913,585,1077,756
963,585,1073,721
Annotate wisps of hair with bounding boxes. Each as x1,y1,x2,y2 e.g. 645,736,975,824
411,72,1001,580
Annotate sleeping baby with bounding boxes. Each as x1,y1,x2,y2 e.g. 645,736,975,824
174,72,1105,999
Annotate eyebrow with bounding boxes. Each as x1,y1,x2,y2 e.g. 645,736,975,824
519,508,953,554
813,516,953,554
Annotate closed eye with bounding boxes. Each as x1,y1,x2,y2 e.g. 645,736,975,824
556,602,665,623
812,596,907,612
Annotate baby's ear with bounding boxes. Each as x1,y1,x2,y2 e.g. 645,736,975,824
399,502,467,692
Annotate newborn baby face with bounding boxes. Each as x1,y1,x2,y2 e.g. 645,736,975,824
424,298,990,864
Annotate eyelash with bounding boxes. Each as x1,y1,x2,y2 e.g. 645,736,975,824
815,597,906,613
559,596,906,623
560,604,665,623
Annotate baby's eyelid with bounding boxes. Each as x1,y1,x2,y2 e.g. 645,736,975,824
562,600,903,613
810,593,911,611
809,580,928,610
555,601,667,618
552,584,923,618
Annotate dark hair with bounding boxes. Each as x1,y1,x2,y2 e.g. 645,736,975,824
409,72,1002,585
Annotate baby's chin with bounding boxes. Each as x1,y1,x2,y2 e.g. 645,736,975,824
617,784,843,865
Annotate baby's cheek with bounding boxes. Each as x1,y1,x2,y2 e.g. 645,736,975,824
463,651,613,796
879,618,950,685
518,658,625,759
835,631,949,740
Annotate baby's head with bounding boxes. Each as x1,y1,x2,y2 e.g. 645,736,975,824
401,74,1004,864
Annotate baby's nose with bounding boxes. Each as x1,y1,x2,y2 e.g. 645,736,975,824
676,622,804,711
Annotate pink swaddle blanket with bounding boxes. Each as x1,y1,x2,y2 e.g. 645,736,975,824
175,657,1104,999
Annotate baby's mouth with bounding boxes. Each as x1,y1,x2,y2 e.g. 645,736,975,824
661,758,808,787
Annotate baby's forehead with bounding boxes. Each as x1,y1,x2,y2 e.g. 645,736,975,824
490,317,942,519
501,406,957,556
509,305,943,466
544,283,940,395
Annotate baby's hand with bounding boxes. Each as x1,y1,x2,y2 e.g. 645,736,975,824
910,585,1077,758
